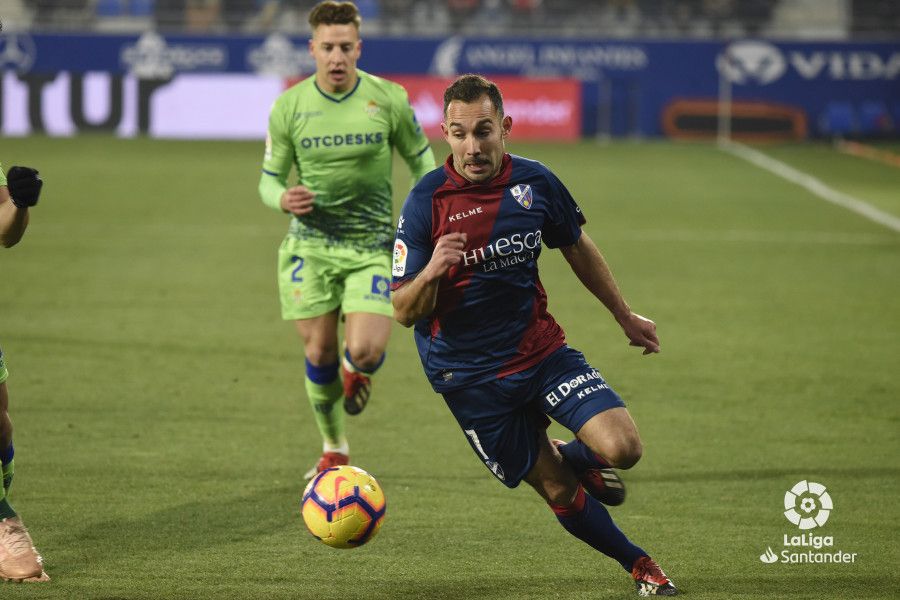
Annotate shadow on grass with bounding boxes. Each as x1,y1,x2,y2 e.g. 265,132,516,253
45,484,638,599
56,484,299,572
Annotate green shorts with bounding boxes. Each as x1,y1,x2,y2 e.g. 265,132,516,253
277,236,393,321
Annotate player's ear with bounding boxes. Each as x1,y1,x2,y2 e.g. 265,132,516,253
440,121,450,138
501,115,512,139
308,38,315,56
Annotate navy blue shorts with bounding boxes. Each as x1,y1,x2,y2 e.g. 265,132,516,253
441,346,625,488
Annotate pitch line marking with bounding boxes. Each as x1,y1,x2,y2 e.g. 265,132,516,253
719,140,900,234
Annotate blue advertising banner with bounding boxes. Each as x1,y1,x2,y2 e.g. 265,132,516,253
428,37,899,137
0,32,896,138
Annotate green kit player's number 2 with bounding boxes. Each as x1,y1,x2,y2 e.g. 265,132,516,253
291,256,305,282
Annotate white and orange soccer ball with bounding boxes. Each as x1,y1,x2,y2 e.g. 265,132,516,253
300,465,386,549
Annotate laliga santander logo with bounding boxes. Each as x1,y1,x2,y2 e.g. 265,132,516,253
784,480,833,530
758,479,856,565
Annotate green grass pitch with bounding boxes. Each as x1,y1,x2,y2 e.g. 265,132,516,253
0,136,897,599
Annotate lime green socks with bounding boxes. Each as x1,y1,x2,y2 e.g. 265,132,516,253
2,459,13,494
305,360,347,450
0,459,14,519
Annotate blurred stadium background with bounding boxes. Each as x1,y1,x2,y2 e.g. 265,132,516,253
0,1,898,599
0,0,898,141
5,0,900,36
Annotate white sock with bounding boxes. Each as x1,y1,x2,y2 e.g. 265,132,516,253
323,440,349,455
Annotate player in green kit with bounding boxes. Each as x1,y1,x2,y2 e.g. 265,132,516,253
258,1,435,478
0,163,49,583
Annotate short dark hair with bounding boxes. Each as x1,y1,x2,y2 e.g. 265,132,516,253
309,1,361,30
443,74,504,118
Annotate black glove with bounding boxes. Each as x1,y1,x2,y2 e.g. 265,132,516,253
6,166,42,208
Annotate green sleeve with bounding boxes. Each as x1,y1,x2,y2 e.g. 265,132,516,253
258,172,285,212
0,163,6,187
258,100,295,212
390,89,436,184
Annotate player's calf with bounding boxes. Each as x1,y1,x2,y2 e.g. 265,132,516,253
552,439,626,506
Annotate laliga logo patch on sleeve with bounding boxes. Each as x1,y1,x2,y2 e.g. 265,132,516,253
393,239,408,277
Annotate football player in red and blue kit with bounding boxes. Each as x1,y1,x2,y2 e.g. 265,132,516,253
391,75,677,597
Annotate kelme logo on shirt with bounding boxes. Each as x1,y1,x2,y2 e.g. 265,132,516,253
393,239,408,277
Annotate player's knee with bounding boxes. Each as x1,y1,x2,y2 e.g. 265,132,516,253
606,437,643,469
304,344,338,367
345,342,385,373
0,420,12,449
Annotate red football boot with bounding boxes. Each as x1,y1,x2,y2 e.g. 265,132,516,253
303,451,349,480
632,556,677,597
341,362,371,416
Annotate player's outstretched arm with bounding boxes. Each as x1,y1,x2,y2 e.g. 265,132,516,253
392,232,467,327
0,166,42,248
560,230,660,355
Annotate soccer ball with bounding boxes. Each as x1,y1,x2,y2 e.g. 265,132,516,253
301,465,386,549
